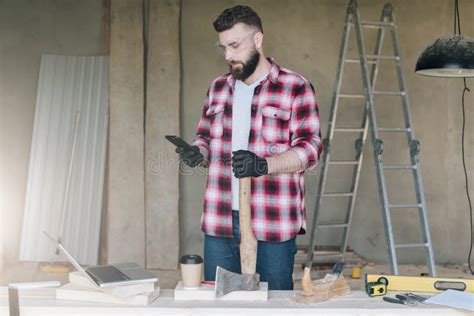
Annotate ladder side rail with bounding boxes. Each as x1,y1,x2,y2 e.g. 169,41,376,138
304,8,353,269
387,7,437,277
353,2,400,275
339,4,388,256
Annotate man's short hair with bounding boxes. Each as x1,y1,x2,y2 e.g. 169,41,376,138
213,5,263,33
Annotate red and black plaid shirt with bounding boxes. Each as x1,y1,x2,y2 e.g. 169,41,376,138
192,58,321,242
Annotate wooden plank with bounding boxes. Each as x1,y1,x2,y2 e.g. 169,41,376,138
56,283,160,306
69,272,155,297
294,250,366,265
144,0,181,269
239,177,257,275
99,0,111,267
108,0,145,265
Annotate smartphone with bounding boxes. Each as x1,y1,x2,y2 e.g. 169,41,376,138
165,135,199,153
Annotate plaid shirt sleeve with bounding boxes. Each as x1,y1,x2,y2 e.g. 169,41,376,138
289,81,322,171
192,89,211,160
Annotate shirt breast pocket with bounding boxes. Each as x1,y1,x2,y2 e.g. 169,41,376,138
261,106,291,143
206,103,226,138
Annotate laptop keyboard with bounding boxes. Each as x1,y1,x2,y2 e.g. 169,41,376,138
86,265,131,284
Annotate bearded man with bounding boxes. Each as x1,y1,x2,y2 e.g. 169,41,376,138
177,5,322,290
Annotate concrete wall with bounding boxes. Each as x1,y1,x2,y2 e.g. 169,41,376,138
0,0,102,282
1,0,473,285
180,0,474,264
107,0,146,266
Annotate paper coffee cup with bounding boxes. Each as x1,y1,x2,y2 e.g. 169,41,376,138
180,254,203,290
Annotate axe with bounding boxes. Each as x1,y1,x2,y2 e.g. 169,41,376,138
215,177,260,297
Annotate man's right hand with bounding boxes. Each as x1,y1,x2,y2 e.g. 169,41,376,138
176,146,204,167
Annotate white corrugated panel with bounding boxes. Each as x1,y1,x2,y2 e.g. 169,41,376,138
20,54,108,265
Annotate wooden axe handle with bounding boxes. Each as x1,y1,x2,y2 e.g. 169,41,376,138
239,177,257,275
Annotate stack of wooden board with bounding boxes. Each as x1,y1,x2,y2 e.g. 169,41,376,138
56,272,160,306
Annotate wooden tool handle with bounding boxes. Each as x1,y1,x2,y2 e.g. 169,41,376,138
239,177,257,275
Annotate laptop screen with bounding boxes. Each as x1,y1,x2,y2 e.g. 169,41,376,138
43,231,99,286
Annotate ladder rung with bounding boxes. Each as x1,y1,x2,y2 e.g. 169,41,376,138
377,127,411,133
395,243,428,249
329,160,359,165
366,55,400,61
334,128,365,133
373,91,406,96
383,165,416,170
389,204,422,208
345,58,376,64
318,223,349,229
360,21,396,28
339,93,366,98
323,192,354,197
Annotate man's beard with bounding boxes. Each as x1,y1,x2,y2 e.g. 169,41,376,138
229,49,260,81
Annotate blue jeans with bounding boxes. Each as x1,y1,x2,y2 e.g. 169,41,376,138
204,211,297,290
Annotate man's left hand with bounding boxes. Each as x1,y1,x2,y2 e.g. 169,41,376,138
232,150,268,178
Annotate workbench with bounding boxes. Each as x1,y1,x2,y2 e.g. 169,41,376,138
0,287,466,315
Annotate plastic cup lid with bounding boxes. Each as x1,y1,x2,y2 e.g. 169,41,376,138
180,254,203,264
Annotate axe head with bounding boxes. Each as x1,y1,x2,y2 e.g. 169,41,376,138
214,266,260,298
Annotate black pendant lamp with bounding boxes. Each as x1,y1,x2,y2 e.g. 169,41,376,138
415,1,474,276
415,0,474,77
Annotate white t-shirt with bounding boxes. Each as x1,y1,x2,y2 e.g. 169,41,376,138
231,75,267,210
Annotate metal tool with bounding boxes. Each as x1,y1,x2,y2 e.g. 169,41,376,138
383,295,416,306
303,0,436,281
383,293,428,306
215,267,259,297
215,177,260,297
330,261,345,276
402,293,429,302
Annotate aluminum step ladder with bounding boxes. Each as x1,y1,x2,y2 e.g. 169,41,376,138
304,0,436,276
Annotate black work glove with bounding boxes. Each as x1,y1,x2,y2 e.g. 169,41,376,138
232,150,268,178
176,146,204,167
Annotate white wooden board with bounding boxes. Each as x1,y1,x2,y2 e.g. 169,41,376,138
56,283,160,306
0,287,465,315
174,281,268,301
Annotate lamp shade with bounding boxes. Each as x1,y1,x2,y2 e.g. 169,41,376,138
415,35,474,77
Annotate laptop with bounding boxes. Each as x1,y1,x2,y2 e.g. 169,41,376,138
44,231,158,288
